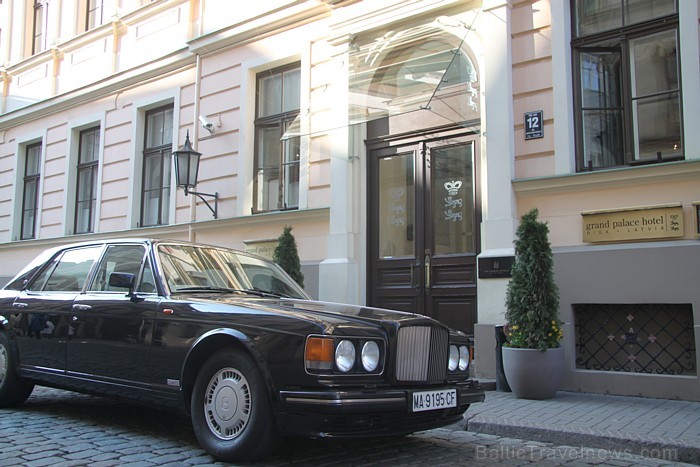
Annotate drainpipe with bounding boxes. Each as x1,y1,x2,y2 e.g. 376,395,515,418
189,1,206,242
189,52,203,241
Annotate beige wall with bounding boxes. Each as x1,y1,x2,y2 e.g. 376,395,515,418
0,0,336,286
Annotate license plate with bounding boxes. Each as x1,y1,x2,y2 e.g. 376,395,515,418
411,389,457,412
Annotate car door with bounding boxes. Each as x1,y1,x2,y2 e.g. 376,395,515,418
13,245,104,374
69,243,160,389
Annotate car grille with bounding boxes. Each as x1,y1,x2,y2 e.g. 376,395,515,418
395,325,448,383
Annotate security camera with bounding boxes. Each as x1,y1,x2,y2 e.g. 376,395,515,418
199,115,214,134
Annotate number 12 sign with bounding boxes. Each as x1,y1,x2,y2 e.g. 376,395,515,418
524,110,544,140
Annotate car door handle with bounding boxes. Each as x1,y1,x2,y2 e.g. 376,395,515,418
72,304,92,311
12,302,28,308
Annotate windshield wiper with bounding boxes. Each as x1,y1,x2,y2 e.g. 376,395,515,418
238,287,287,298
172,286,236,293
238,288,286,298
172,286,286,298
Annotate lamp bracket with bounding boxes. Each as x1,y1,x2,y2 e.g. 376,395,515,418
184,186,218,219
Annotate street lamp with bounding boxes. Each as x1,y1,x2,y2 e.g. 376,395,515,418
173,130,218,218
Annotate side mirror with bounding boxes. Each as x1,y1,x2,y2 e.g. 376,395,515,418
109,272,135,290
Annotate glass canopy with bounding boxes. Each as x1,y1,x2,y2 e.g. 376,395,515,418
283,10,481,140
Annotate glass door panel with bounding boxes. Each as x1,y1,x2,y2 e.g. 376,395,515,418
378,153,415,259
431,144,474,255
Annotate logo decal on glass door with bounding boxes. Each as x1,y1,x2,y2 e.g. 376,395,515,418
444,181,464,222
388,188,406,227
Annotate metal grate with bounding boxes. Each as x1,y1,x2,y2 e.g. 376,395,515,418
575,304,696,375
396,326,448,382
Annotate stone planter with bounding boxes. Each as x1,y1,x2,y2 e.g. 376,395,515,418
502,346,564,400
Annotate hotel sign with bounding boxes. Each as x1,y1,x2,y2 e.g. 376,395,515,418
582,204,684,243
244,239,278,260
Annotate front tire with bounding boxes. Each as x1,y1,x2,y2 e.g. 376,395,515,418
191,350,279,462
0,332,34,407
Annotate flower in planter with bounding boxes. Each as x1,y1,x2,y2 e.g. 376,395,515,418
504,208,562,351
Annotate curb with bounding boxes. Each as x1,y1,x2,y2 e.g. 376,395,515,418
465,416,700,465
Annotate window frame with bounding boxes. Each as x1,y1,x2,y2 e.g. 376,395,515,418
31,0,48,55
140,105,173,227
21,142,42,240
89,244,149,293
74,126,100,235
571,1,682,172
253,62,301,214
85,0,104,30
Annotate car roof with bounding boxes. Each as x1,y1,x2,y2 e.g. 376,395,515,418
43,238,268,262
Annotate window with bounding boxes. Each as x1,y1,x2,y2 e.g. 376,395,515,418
29,246,102,292
572,0,681,171
254,63,301,213
75,127,100,234
141,105,173,227
21,143,42,240
86,0,104,30
32,0,48,55
89,244,147,293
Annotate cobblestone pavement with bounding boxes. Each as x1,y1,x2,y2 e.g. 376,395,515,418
0,387,692,466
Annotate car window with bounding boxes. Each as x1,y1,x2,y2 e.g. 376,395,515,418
89,244,146,293
236,256,303,298
157,243,308,299
28,246,102,292
137,256,157,293
158,245,233,290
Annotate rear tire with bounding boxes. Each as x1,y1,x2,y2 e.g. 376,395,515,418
191,349,279,462
0,332,34,408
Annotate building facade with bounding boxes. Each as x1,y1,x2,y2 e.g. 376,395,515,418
0,0,698,400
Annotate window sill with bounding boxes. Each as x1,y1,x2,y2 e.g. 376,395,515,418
251,206,299,215
512,158,700,197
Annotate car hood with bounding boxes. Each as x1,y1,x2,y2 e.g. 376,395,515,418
178,293,447,333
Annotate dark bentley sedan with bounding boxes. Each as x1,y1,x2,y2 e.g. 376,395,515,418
0,239,484,461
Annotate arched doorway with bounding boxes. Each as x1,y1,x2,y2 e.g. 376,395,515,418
363,33,481,336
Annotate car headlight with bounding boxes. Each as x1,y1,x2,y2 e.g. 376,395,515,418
448,345,459,371
361,341,380,372
305,335,384,375
335,340,356,372
459,345,470,371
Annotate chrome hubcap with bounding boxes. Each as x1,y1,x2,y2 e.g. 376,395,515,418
204,368,251,440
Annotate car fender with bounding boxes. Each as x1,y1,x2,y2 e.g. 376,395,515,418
180,327,276,412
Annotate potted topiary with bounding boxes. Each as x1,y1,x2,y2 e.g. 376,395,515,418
502,208,564,399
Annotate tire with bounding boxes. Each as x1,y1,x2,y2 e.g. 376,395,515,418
0,332,34,408
191,349,279,462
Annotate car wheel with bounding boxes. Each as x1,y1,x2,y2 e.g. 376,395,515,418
0,332,34,408
191,350,279,462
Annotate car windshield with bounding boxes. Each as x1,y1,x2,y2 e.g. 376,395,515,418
156,244,308,299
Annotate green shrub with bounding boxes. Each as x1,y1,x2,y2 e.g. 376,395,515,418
273,225,305,288
505,208,561,350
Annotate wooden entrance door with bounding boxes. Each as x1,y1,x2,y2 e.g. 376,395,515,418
368,134,479,335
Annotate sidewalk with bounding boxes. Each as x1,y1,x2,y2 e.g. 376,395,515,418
463,385,700,464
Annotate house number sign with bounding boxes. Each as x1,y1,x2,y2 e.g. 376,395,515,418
524,110,544,140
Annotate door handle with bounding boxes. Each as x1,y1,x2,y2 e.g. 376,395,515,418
72,304,92,311
410,259,421,289
424,254,431,288
12,302,28,309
